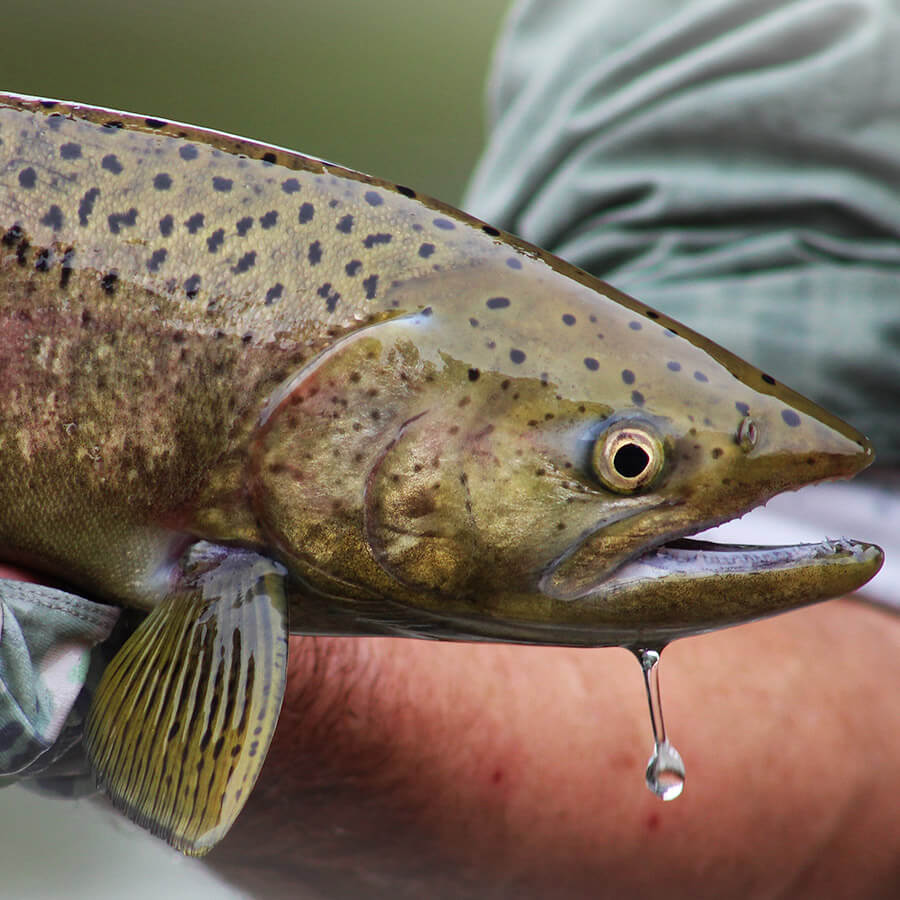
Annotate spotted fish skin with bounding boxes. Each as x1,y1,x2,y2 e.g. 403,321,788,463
0,93,882,646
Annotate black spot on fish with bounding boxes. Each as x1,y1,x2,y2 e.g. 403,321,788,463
185,212,204,233
207,228,225,252
40,100,57,109
345,259,362,276
328,198,339,209
212,176,233,192
40,205,64,231
144,117,166,129
645,310,659,320
60,248,75,289
510,348,526,364
781,409,801,427
736,401,750,416
621,369,635,385
47,114,63,131
469,317,479,327
153,173,172,190
18,167,37,189
486,296,510,309
665,329,677,338
667,361,681,372
562,314,576,326
317,282,340,312
336,214,354,234
101,271,118,295
694,371,709,383
281,177,300,194
179,144,198,161
631,390,645,406
506,257,522,270
364,191,383,207
262,152,277,164
232,252,254,274
265,283,283,304
363,274,378,299
16,238,29,266
418,242,436,258
584,357,599,371
236,216,253,236
107,207,137,234
78,187,100,226
363,233,392,248
184,274,201,298
34,248,51,272
629,321,642,331
396,185,416,198
2,224,22,247
260,210,278,229
59,142,82,160
482,224,500,237
102,154,123,174
433,218,455,230
298,202,314,224
468,368,480,382
762,373,776,386
147,248,167,272
308,240,322,265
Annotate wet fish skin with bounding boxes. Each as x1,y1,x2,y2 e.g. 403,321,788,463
0,93,883,852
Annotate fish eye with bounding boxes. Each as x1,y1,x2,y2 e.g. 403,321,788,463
591,421,665,493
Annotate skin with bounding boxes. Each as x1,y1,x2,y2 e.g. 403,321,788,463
3,562,898,897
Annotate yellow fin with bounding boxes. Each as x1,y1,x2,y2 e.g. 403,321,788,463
84,544,289,856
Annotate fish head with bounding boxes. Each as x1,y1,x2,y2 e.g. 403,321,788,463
251,255,882,646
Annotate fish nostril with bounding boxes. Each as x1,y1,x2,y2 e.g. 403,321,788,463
736,416,759,453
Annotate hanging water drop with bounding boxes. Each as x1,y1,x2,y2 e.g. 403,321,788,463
634,647,685,801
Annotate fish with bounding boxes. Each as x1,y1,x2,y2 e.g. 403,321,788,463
0,92,883,854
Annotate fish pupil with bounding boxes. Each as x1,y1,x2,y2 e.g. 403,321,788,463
613,443,649,478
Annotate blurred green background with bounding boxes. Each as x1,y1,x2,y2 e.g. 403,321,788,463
1,0,511,204
0,1,510,895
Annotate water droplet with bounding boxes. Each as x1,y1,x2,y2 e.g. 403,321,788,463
634,647,685,801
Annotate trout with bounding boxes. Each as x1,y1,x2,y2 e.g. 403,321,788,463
0,93,882,853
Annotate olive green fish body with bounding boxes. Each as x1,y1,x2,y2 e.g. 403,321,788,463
0,94,883,853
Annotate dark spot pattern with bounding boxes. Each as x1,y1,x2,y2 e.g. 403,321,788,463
396,185,416,198
144,117,166,129
364,191,383,207
667,361,681,372
782,410,801,427
468,368,480,382
308,240,322,265
232,251,256,274
153,173,172,190
433,218,455,230
631,390,645,406
418,242,435,258
362,274,379,299
101,272,118,294
735,401,750,416
184,274,201,298
107,207,137,234
265,283,283,304
482,224,500,237
34,248,51,272
259,210,278,229
102,154,123,174
762,373,776,386
345,259,362,276
185,212,204,233
468,317,479,327
206,228,225,253
317,282,341,312
584,357,599,371
486,296,510,310
281,178,300,193
510,349,526,364
147,249,167,272
47,115,63,131
60,248,75,289
236,216,253,236
298,203,314,224
78,187,100,226
645,310,660,320
18,167,36,189
562,314,576,326
179,145,198,161
694,371,709,383
40,205,64,231
506,257,522,269
212,176,233,192
629,321,643,331
262,152,277,164
336,214,353,234
1,224,22,247
621,369,635,385
60,142,82,160
363,233,392,248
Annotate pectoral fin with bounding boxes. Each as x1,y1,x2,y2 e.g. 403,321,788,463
84,544,289,856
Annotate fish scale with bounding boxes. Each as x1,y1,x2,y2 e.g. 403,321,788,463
0,93,883,854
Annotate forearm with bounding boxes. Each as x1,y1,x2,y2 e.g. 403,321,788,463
209,600,900,899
